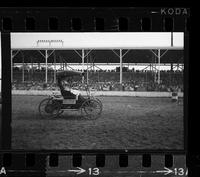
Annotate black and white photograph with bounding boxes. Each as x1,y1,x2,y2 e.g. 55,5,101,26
11,32,184,150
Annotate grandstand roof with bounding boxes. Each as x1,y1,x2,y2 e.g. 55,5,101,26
11,32,184,64
11,32,184,50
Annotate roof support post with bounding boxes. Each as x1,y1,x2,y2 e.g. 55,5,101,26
31,57,33,82
11,50,20,83
154,51,157,83
45,50,48,83
11,50,13,83
53,51,56,84
21,51,25,83
150,49,167,84
158,49,161,84
82,49,84,83
37,50,48,83
120,49,123,85
86,50,89,84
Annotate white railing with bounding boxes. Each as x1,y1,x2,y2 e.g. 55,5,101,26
12,90,183,98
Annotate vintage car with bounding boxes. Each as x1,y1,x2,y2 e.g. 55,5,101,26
38,70,102,119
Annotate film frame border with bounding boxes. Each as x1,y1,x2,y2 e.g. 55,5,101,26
0,6,192,177
1,7,189,151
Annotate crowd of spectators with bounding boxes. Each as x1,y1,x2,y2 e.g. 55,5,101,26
12,70,183,92
12,80,183,92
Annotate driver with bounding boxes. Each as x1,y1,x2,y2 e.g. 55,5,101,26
60,78,85,104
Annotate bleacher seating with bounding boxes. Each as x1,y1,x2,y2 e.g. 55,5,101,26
12,69,183,92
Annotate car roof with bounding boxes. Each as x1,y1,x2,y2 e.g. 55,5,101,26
56,70,83,79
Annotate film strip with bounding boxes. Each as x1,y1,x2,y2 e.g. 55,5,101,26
0,153,188,176
0,6,192,177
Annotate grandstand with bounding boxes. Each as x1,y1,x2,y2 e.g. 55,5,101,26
11,32,184,93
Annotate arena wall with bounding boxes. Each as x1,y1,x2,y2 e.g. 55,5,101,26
12,90,184,97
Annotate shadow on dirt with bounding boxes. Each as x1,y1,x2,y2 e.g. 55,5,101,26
57,114,85,121
13,112,86,121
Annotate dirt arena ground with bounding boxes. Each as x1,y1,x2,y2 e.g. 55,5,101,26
12,95,184,150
